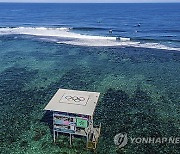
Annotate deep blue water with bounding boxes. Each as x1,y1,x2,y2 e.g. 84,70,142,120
0,3,180,47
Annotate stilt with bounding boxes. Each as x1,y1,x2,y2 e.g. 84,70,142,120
70,134,72,146
53,130,56,142
86,134,89,148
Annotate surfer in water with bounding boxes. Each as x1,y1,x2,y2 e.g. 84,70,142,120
109,29,113,34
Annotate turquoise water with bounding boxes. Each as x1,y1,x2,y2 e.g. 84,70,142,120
0,35,180,153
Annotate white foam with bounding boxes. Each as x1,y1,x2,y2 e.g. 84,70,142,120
0,27,179,51
0,27,116,40
116,37,131,41
57,40,139,47
133,43,180,51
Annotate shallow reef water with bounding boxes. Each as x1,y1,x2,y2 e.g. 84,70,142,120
0,35,180,154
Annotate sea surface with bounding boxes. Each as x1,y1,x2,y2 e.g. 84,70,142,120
0,3,180,154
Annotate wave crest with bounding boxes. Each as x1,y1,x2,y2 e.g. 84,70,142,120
0,26,179,51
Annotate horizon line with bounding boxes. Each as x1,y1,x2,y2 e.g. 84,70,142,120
0,2,179,3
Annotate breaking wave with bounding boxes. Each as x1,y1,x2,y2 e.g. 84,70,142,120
0,26,179,51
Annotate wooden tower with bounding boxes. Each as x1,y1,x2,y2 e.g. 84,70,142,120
44,88,101,149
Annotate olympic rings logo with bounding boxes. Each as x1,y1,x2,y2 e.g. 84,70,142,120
65,95,85,102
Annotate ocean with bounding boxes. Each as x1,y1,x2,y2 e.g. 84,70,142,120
0,3,180,154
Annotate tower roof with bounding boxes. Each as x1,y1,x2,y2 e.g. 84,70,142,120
44,88,100,116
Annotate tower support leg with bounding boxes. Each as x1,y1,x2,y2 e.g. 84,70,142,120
53,130,56,142
70,134,72,146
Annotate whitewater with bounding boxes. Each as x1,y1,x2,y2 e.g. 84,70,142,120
0,27,179,51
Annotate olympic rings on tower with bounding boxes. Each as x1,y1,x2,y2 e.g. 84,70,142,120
65,96,85,102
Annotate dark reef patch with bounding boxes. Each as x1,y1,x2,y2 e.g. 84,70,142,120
19,140,28,148
33,129,46,141
94,88,180,153
0,67,38,149
47,67,103,92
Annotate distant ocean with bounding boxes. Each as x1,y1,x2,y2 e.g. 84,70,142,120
0,3,180,154
0,3,180,50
